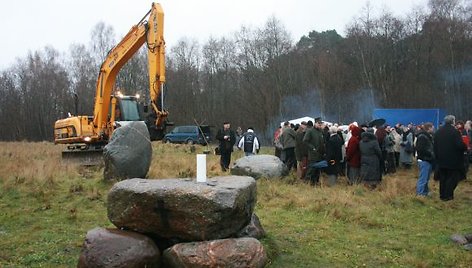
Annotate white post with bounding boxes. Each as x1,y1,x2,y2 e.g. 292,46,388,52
196,154,207,182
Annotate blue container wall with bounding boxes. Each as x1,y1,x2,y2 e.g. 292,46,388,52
373,109,447,128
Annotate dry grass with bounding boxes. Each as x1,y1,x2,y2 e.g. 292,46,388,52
0,142,79,191
148,143,245,178
1,141,472,267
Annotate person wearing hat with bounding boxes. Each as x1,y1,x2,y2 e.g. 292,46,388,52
216,121,236,171
238,127,260,156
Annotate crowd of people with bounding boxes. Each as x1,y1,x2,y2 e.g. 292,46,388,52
214,115,470,201
272,115,471,201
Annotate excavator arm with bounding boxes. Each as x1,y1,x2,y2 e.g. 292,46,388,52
93,2,167,139
146,3,168,130
54,2,167,164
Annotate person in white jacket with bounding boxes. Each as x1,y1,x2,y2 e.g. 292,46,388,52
238,127,260,156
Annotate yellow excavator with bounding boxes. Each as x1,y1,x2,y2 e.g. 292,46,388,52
54,2,168,161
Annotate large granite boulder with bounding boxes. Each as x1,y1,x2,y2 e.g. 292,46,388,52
231,154,288,179
103,121,152,180
236,213,266,239
162,237,267,268
77,227,160,268
107,176,256,241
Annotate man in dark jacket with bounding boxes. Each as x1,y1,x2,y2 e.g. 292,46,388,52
325,126,344,186
216,121,236,172
295,121,308,180
303,119,325,185
280,121,297,171
433,115,467,201
415,123,435,196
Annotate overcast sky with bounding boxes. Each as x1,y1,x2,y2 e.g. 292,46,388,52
0,0,428,69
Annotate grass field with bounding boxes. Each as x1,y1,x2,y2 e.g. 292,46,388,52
1,141,471,267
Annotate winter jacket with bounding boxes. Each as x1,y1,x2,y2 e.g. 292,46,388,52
359,131,382,182
280,127,296,149
375,127,387,151
391,129,402,153
295,129,308,161
434,124,467,169
303,126,325,162
399,131,414,164
415,130,434,163
346,126,361,168
216,128,236,153
325,133,344,175
238,130,260,154
385,132,395,153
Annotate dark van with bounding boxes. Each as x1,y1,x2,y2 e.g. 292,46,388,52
163,125,211,145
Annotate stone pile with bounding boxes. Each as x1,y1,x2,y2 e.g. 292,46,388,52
78,176,268,267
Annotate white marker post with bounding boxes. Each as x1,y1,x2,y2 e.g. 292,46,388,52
196,154,207,183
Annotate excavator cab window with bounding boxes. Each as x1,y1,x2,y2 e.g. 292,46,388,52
118,98,141,121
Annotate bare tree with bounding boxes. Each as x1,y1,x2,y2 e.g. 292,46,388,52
68,43,96,115
89,22,116,64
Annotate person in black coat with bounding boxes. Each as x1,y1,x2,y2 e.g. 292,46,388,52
216,121,236,172
359,128,383,188
325,126,344,186
433,115,467,201
415,123,435,196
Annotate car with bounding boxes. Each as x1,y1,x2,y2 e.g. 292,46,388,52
163,125,211,145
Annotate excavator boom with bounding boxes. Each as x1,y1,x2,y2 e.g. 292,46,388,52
93,2,167,139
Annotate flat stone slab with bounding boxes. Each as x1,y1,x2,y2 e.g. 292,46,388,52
162,237,267,268
107,176,256,241
231,154,288,179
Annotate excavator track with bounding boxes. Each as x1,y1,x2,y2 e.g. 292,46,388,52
62,145,104,166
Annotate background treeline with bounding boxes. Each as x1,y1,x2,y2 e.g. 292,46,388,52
0,0,471,142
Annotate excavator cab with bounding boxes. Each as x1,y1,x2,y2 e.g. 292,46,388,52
110,93,143,125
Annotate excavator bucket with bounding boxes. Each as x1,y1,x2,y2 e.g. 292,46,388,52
62,148,104,166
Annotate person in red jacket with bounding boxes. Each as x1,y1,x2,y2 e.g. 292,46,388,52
456,120,470,173
346,124,362,184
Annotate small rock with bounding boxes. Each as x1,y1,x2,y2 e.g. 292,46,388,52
464,244,472,251
236,213,266,239
450,234,468,245
231,154,289,179
162,237,267,268
77,227,160,268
